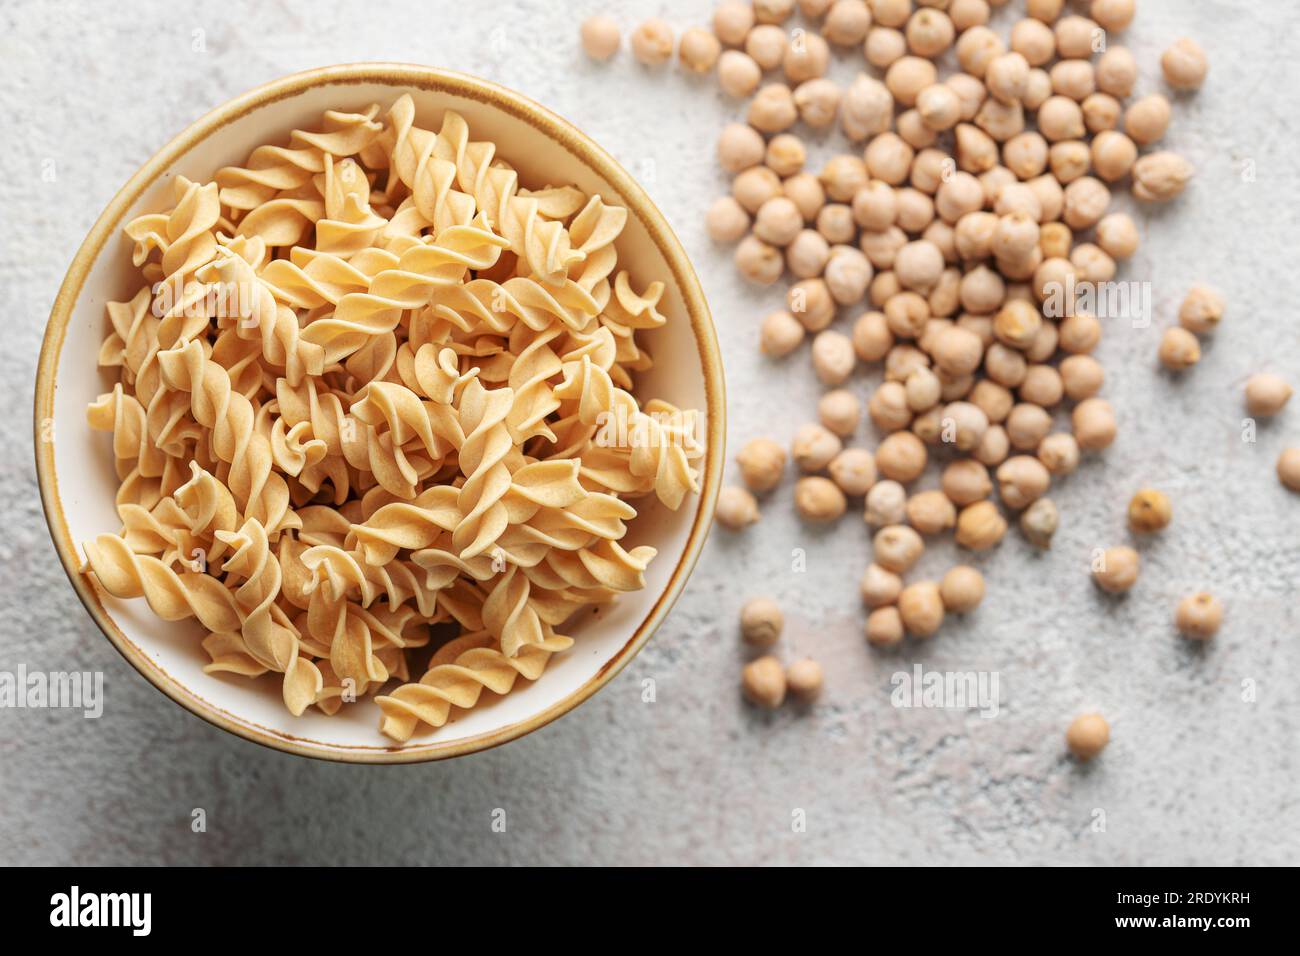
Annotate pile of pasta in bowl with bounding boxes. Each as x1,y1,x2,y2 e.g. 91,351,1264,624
80,94,704,743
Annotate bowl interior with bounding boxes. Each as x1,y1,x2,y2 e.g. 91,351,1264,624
40,68,721,760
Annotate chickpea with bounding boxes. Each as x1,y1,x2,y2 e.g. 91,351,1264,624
974,97,1025,142
830,447,878,495
789,277,837,331
794,78,842,128
897,108,938,150
1019,364,1064,407
1026,0,1064,21
841,74,895,141
825,0,872,45
753,196,805,246
956,26,1004,78
953,211,998,260
1245,373,1293,417
1006,402,1052,450
735,235,784,286
1066,713,1110,760
749,83,799,133
761,310,806,356
906,489,957,534
1279,449,1300,492
985,342,1028,387
1161,37,1208,92
974,423,1011,467
1022,68,1053,110
1054,15,1097,60
1019,496,1059,547
907,8,956,59
716,485,760,529
733,165,782,212
917,83,962,131
1059,311,1102,354
1010,18,1055,67
899,581,944,637
810,330,856,385
754,0,796,24
949,0,990,31
1091,0,1135,32
1060,355,1105,400
875,523,926,574
1038,95,1085,142
853,311,895,361
861,562,903,608
970,380,1013,424
738,437,788,493
718,123,765,174
795,475,848,521
1049,140,1092,184
818,389,862,439
865,479,908,526
1038,221,1072,260
580,16,620,61
955,123,999,173
1158,327,1201,371
745,24,787,69
1096,46,1138,98
679,27,722,73
905,366,942,412
877,431,929,482
786,659,824,702
937,460,989,508
825,247,874,304
1025,174,1064,222
1071,243,1116,284
781,33,828,84
886,56,938,108
866,26,908,69
764,135,806,179
1093,545,1139,593
740,597,784,647
630,19,674,66
946,72,988,121
718,50,763,98
1082,92,1122,134
705,197,750,243
940,565,985,613
786,230,830,279
865,133,916,186
1051,60,1095,102
742,656,786,708
893,240,944,293
1072,398,1116,450
784,172,827,221
1003,131,1047,179
1133,151,1195,202
793,422,844,472
1125,95,1172,146
1127,488,1172,534
1176,593,1223,640
994,299,1042,351
866,606,905,647
938,400,987,451
713,3,755,46
995,454,1050,509
986,52,1029,105
1178,285,1224,334
955,500,1007,550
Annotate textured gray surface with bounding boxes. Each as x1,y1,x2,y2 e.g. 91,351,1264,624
2,0,1298,866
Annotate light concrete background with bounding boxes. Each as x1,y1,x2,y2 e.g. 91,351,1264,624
2,0,1297,865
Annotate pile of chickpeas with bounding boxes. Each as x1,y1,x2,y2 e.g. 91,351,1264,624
582,1,1294,758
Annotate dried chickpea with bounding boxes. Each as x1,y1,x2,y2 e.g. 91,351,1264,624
819,389,863,437
1022,68,1053,110
870,380,913,431
875,524,926,574
1178,285,1224,333
1082,92,1121,133
1158,327,1201,371
718,50,762,98
742,656,786,708
1125,95,1172,146
1038,95,1085,142
819,204,859,245
793,422,843,472
1161,37,1208,91
706,197,751,243
956,25,1004,77
907,8,956,59
1071,243,1115,284
631,19,674,66
766,134,807,178
680,27,722,73
865,132,916,185
825,0,872,44
749,83,799,133
786,659,824,702
940,565,985,613
955,500,1007,550
825,247,874,304
853,311,895,361
1090,130,1137,182
735,235,784,286
973,423,1010,467
793,78,842,129
942,459,992,506
841,74,895,141
784,32,831,85
1128,488,1172,534
883,289,930,337
1096,46,1137,98
811,330,856,385
866,606,905,647
1072,398,1116,450
740,597,784,647
996,454,1051,509
1176,593,1223,640
745,24,788,69
789,277,837,330
786,230,830,278
580,16,620,61
784,173,827,221
1010,18,1055,67
761,310,806,356
1066,713,1109,760
917,83,962,131
733,166,782,213
985,342,1028,387
1059,311,1102,353
974,96,1025,142
905,367,942,412
1279,449,1300,492
795,476,848,521
754,0,796,24
1051,60,1095,101
737,438,787,493
830,447,878,496
949,0,990,31
861,562,903,608
1019,364,1063,407
906,489,956,534
1026,0,1064,21
986,52,1029,105
899,581,944,637
886,56,938,108
866,26,908,69
1019,496,1058,547
877,431,929,482
717,485,760,529
895,240,946,292
994,299,1042,351
754,196,805,246
1245,374,1293,417
1091,0,1135,31
713,2,755,46
1006,402,1052,451
1054,15,1098,59
1095,212,1139,259
1060,355,1104,401
1093,546,1139,593
865,479,908,526
718,123,765,174
1133,152,1194,202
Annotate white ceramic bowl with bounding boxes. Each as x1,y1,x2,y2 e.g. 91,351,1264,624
35,64,724,762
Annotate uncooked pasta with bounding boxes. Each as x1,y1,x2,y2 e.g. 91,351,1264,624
80,94,704,742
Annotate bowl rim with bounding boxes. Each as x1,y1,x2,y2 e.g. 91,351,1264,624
33,62,724,764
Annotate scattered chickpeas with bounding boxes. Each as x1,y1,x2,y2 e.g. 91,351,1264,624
761,310,806,356
1072,398,1117,451
829,447,877,496
630,19,674,66
718,51,762,98
718,123,766,174
940,565,985,613
1178,285,1224,333
713,1,755,47
1128,488,1172,534
786,658,825,702
876,431,929,482
1245,373,1293,417
738,437,787,493
679,27,722,73
955,500,1007,550
742,656,787,708
861,562,903,608
996,455,1051,509
706,196,751,243
1176,593,1223,640
580,16,620,61
866,606,905,647
1132,151,1194,202
1158,326,1201,371
1093,545,1139,593
898,581,945,637
792,422,843,472
1066,713,1110,760
716,485,760,529
1279,449,1300,492
819,389,862,436
865,479,908,527
1019,496,1058,548
795,476,848,521
1161,37,1208,92
811,329,857,384
906,489,957,535
740,597,784,647
874,524,926,573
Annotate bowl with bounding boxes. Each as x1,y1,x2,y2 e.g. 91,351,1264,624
34,64,724,763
